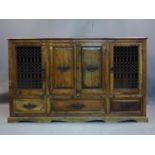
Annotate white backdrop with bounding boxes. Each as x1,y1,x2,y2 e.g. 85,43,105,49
0,19,154,103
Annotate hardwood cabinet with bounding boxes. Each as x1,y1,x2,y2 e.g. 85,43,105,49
8,38,148,122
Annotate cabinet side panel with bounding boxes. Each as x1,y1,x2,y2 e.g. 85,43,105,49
142,40,147,115
8,40,13,116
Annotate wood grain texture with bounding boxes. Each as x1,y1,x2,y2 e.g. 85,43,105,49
8,38,148,122
81,47,102,88
51,99,106,112
110,99,142,113
8,116,148,123
53,47,74,88
13,99,46,113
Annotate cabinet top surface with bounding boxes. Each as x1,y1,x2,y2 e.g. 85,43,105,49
8,37,148,40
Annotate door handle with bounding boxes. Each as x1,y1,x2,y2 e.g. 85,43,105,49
86,64,98,72
57,64,70,72
23,103,36,110
71,103,85,110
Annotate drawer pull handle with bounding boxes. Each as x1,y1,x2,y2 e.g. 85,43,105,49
86,65,98,72
57,65,70,72
71,103,85,110
23,103,36,110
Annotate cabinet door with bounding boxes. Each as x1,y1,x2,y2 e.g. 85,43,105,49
10,40,46,96
110,41,143,95
49,42,75,95
77,42,107,95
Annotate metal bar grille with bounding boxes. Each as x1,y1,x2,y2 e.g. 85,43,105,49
16,46,42,89
114,46,139,88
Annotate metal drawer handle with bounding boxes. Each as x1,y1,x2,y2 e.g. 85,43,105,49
71,103,85,110
57,64,70,72
23,103,37,110
86,64,98,72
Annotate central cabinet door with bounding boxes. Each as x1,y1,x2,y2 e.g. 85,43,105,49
76,41,107,96
49,41,76,96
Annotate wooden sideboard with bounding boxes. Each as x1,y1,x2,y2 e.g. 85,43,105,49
8,38,148,122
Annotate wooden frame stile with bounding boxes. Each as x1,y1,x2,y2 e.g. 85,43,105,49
8,40,14,116
48,41,54,113
73,40,78,98
75,40,81,98
142,39,147,116
41,40,50,114
106,40,111,114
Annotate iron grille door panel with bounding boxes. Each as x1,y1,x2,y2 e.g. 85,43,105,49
16,46,42,89
113,46,139,88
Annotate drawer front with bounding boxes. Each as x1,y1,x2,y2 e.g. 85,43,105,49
51,100,106,112
110,99,141,113
14,99,46,113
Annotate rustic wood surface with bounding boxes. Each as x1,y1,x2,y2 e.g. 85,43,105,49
8,38,147,122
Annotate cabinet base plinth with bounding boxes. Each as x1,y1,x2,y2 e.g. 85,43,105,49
8,116,148,123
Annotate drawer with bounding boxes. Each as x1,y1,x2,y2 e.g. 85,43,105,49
110,99,142,113
51,100,106,112
13,99,46,113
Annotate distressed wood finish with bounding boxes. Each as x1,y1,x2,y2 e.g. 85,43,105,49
13,98,46,114
51,99,106,112
8,38,148,122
